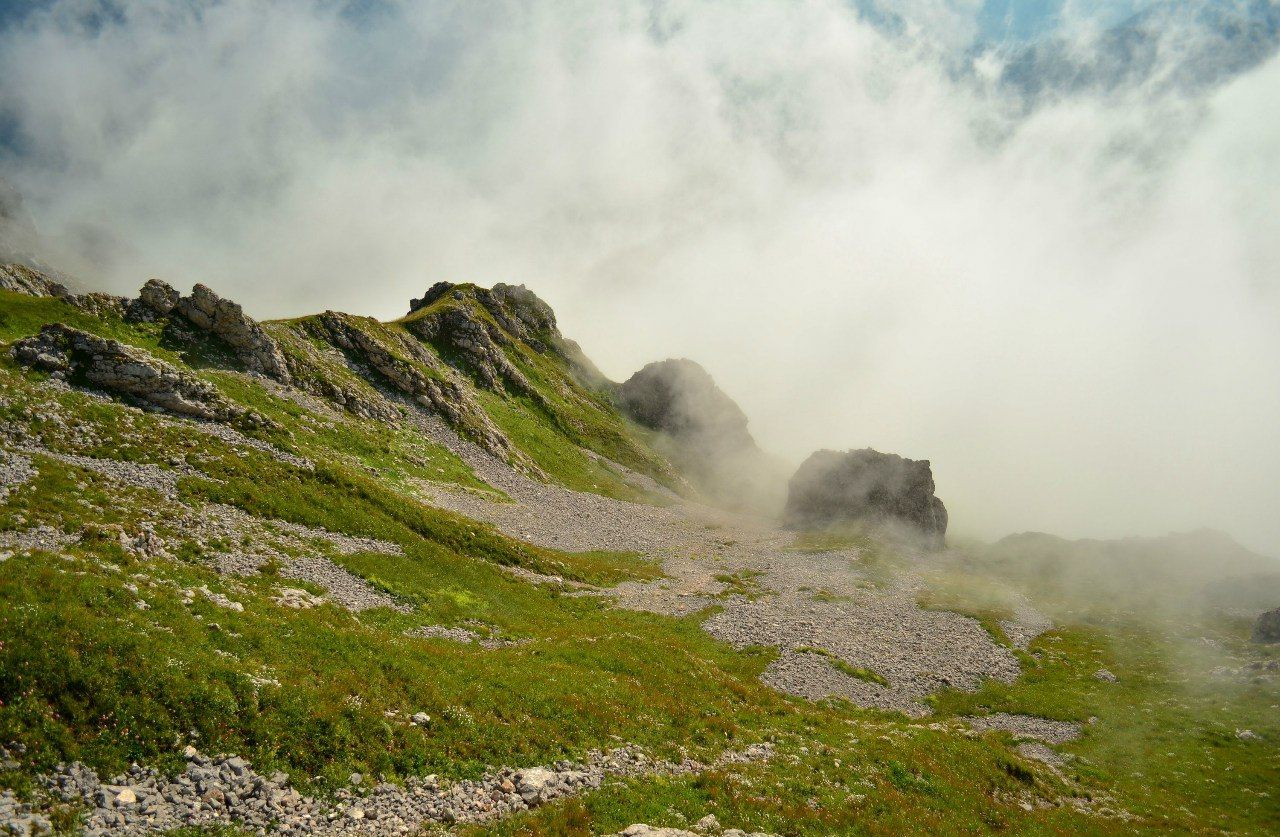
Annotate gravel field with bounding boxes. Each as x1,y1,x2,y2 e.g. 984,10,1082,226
412,416,1051,717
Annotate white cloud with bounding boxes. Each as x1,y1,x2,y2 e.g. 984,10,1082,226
1,0,1277,552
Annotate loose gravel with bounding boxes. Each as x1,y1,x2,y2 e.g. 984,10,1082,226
0,449,35,502
41,743,772,836
962,713,1083,744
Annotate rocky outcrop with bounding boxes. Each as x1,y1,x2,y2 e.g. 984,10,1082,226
309,312,515,457
404,283,549,404
0,263,125,316
1254,607,1280,643
10,323,268,427
0,262,71,298
784,448,948,547
618,359,753,447
617,358,780,511
409,281,558,349
130,280,290,381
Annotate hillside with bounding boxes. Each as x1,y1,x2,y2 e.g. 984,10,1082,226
0,267,1277,835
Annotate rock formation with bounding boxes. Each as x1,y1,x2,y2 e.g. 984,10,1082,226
10,323,268,427
617,358,781,511
404,282,551,404
784,448,948,547
308,311,515,458
131,280,291,381
0,262,71,298
1254,607,1280,643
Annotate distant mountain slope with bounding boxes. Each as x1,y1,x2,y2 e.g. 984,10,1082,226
978,528,1280,613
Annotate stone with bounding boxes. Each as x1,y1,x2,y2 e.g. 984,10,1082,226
10,324,270,428
410,712,431,725
173,283,290,381
1251,607,1280,643
114,787,137,805
784,448,948,547
0,263,71,299
1094,669,1118,683
695,813,721,832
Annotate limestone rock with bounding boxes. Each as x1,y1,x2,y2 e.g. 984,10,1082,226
404,282,556,402
309,311,516,458
131,280,290,381
1252,607,1280,643
136,277,180,315
0,263,71,299
784,448,948,547
10,323,268,427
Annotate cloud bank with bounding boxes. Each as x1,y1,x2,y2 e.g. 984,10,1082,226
1,0,1278,553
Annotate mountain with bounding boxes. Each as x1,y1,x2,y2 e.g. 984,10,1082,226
616,358,784,512
1,264,1277,833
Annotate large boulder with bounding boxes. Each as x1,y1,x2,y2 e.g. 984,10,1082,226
784,448,948,546
131,280,290,382
11,323,268,427
1254,608,1280,644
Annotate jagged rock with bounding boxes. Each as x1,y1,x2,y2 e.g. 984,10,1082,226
0,263,71,298
404,284,550,404
131,280,290,381
618,358,780,510
175,283,290,380
136,277,180,315
309,311,515,458
784,448,948,547
410,281,557,345
10,323,268,427
1253,607,1280,643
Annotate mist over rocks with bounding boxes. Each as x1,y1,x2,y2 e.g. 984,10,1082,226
1252,608,1280,644
617,358,782,511
784,448,948,547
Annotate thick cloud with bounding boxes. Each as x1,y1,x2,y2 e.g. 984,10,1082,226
1,0,1277,553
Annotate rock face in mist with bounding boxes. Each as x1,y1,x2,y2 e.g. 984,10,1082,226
618,359,754,447
784,449,948,546
10,323,266,426
0,179,41,267
617,359,780,510
1254,608,1280,644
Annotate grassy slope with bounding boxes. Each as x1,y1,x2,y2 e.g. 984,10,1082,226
0,289,1277,834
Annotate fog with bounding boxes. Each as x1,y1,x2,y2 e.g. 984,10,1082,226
1,1,1277,554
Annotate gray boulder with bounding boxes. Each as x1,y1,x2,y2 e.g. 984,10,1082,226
1253,607,1280,643
784,448,948,547
131,280,290,382
11,323,268,427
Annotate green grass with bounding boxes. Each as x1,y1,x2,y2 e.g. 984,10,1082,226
714,570,769,600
